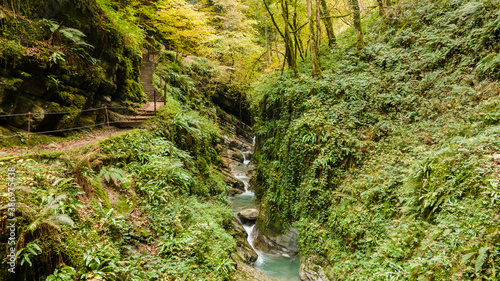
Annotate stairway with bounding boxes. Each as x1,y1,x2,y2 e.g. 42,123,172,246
114,51,165,128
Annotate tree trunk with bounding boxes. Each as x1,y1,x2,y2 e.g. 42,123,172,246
281,0,297,75
319,0,336,47
308,0,321,77
293,0,305,61
377,0,385,17
349,0,364,50
263,0,297,74
315,0,321,70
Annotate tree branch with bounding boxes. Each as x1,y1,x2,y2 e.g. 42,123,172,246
263,0,285,39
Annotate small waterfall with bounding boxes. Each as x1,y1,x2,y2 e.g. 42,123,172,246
241,152,250,166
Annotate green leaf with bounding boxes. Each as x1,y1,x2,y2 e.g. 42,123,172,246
50,214,75,227
475,246,490,272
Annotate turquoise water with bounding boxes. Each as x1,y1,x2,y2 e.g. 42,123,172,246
254,253,301,281
228,160,301,281
228,194,255,213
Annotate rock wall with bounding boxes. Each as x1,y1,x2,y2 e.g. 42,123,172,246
252,225,299,256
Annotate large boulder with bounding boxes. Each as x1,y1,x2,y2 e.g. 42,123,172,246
299,257,327,281
237,208,259,224
252,226,299,256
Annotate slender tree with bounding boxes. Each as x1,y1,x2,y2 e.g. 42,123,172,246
377,0,385,17
320,0,336,47
315,0,321,69
307,0,321,77
349,0,364,50
263,0,298,75
280,0,298,74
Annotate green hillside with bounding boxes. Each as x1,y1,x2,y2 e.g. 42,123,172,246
250,0,500,279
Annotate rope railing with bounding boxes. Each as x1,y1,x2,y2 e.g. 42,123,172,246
0,121,124,139
0,107,128,118
0,106,131,140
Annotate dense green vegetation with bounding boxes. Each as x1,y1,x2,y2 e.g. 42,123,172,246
0,1,262,280
3,0,500,279
251,0,500,279
0,70,240,280
0,0,145,132
0,0,262,134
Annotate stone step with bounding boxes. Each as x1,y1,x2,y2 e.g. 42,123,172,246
114,120,144,128
136,111,155,116
125,115,151,121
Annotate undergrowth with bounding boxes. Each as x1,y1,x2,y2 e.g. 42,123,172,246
251,0,500,279
0,98,236,280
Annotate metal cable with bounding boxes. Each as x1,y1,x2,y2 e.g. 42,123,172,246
0,107,129,118
0,121,125,139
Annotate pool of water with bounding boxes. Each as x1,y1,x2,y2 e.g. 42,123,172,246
254,252,301,281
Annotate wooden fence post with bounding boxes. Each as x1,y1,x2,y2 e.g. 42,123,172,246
164,79,167,106
27,112,31,148
105,106,110,127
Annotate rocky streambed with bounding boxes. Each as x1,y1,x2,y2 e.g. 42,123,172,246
225,135,301,281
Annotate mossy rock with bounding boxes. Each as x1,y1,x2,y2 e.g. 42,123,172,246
111,194,133,214
91,178,111,209
55,91,86,108
3,77,23,92
120,79,146,103
62,231,85,269
231,152,244,163
76,116,96,128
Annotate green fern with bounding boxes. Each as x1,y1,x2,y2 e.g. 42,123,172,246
17,242,42,267
476,52,500,78
99,167,129,187
27,194,75,233
475,246,491,272
40,18,94,49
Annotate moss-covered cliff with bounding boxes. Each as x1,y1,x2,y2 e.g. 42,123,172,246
0,0,147,132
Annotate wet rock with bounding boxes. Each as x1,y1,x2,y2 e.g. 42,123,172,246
248,169,256,192
228,188,244,196
234,260,278,281
19,61,46,76
229,140,241,149
103,95,112,103
232,152,244,163
252,226,299,256
222,169,245,191
21,77,46,97
231,217,258,264
245,152,253,161
31,105,45,123
299,258,327,281
98,79,117,96
47,143,59,149
237,208,259,224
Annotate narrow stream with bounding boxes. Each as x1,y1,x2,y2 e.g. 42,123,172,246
229,146,301,281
